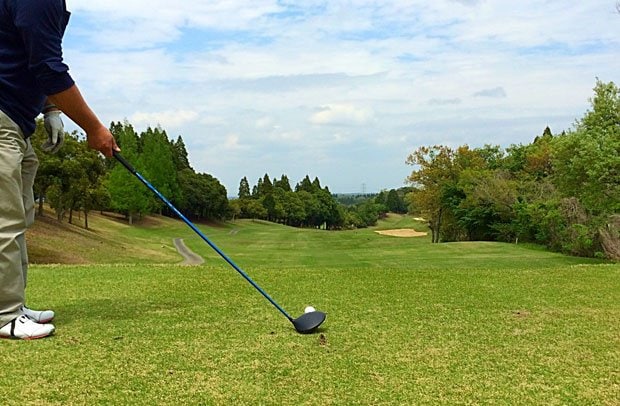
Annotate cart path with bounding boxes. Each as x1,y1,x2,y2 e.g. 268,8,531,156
173,238,205,265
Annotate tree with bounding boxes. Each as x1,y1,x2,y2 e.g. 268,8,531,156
312,177,322,191
238,177,251,199
67,138,108,228
37,133,93,222
456,169,518,241
406,145,493,242
385,189,407,213
31,119,61,216
171,135,192,171
107,121,150,224
244,199,268,220
281,191,306,226
356,199,382,227
295,190,318,227
317,187,343,229
295,175,314,193
552,80,620,215
228,199,241,221
252,177,263,198
262,193,278,221
257,174,273,197
551,80,620,258
140,126,178,214
177,169,229,220
274,175,292,192
406,145,460,242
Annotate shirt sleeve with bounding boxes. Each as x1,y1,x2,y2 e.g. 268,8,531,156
13,0,75,95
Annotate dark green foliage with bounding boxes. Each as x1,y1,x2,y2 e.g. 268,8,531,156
273,174,292,192
295,175,315,193
32,121,110,227
170,135,192,171
385,189,407,213
351,199,383,228
177,169,229,220
238,177,251,199
107,122,151,223
553,80,620,216
234,174,344,229
333,193,378,206
140,127,180,214
405,80,620,259
34,119,229,226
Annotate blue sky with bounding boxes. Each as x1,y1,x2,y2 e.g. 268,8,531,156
63,0,620,195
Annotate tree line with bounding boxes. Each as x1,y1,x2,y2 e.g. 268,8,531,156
406,79,619,260
31,79,618,259
32,120,229,227
230,174,410,229
230,174,343,229
32,117,394,231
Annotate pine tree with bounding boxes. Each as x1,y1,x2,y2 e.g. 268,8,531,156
171,135,192,171
238,177,251,199
274,175,292,192
107,122,150,224
140,126,179,213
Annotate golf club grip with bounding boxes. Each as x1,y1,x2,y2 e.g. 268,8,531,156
113,151,136,174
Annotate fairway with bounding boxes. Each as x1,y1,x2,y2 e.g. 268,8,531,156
3,215,619,404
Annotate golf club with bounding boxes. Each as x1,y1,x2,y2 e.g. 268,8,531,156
113,151,326,334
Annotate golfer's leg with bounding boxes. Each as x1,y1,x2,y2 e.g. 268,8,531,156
0,111,28,327
17,139,39,289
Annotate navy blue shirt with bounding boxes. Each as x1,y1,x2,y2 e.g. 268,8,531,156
0,0,75,136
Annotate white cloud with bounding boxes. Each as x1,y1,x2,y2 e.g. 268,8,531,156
268,130,304,142
69,0,284,32
428,98,462,106
255,116,274,129
200,116,227,127
223,134,245,150
61,0,620,193
310,104,375,126
473,87,507,98
130,109,199,129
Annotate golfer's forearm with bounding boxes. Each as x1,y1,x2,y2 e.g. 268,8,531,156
47,85,106,133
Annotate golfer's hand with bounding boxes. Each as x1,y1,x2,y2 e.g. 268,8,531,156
87,125,120,157
42,111,64,154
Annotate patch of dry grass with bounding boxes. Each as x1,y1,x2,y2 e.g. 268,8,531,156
27,206,185,264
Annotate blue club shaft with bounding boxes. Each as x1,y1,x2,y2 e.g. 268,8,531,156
114,152,293,322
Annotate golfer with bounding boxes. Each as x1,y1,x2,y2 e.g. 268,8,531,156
0,0,119,339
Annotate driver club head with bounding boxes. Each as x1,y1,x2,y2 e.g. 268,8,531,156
291,311,326,334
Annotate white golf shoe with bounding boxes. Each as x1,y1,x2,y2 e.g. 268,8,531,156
0,315,55,340
21,306,55,323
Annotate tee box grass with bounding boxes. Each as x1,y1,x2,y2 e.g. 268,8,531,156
4,213,619,405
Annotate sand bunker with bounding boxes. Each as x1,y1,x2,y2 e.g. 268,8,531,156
375,229,428,237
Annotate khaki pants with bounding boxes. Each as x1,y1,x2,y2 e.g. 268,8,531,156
0,110,38,327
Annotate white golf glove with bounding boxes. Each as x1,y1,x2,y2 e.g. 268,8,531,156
42,110,64,153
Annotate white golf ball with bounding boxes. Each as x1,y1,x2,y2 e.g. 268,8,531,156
304,306,316,314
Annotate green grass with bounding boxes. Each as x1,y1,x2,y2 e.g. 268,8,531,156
3,214,619,404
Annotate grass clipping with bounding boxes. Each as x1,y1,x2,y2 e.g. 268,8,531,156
375,228,427,237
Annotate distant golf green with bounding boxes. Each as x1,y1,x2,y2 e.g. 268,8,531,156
5,213,619,405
